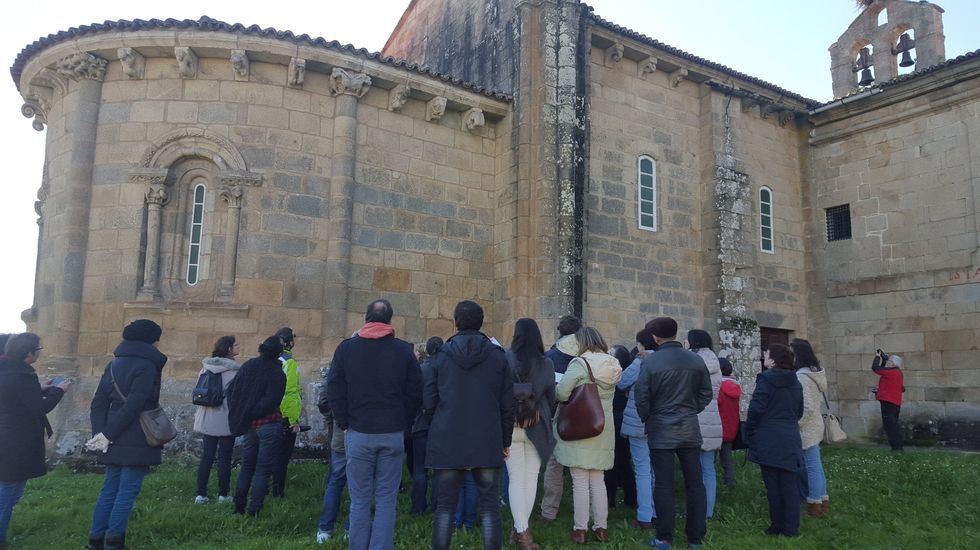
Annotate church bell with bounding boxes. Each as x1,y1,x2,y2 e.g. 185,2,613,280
858,68,875,86
899,50,915,68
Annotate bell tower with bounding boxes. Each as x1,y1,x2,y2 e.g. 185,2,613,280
829,0,946,98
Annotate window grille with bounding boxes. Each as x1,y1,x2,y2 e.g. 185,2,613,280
826,204,852,242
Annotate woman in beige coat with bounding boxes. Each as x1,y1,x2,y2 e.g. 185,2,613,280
791,338,830,516
553,327,622,545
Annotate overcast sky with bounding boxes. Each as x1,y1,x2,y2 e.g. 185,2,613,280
1,0,977,332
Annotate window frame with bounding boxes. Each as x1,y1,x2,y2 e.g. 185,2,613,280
637,155,657,232
186,181,206,286
759,186,775,254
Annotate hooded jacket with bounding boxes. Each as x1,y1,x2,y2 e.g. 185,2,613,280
425,330,514,469
695,349,723,451
279,349,301,425
747,367,803,471
545,334,579,375
326,325,422,435
718,377,742,443
90,340,168,466
635,341,713,450
552,352,623,470
0,357,64,482
797,366,828,449
617,355,648,438
193,356,240,437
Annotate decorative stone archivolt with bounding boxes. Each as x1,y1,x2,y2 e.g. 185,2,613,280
141,128,249,171
389,84,411,112
117,48,145,79
230,49,249,81
54,52,107,81
329,68,371,97
426,96,447,121
462,108,485,132
288,58,306,87
175,46,198,79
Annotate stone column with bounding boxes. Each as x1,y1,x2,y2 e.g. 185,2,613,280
218,185,244,298
323,68,371,353
137,185,169,300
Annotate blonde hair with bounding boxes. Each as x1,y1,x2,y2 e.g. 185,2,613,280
575,326,608,355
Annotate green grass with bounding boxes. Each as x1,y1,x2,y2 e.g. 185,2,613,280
6,446,980,549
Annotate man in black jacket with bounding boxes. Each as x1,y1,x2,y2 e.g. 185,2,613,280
635,317,712,550
425,300,514,550
326,299,422,550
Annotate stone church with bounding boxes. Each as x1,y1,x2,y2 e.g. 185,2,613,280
10,0,979,452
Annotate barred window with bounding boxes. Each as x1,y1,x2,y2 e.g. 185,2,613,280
638,155,657,232
759,186,774,253
826,204,852,242
186,182,206,285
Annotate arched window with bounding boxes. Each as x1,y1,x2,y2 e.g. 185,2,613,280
637,155,657,232
186,181,206,285
759,186,774,253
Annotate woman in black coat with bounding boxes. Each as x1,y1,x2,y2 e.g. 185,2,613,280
746,344,804,538
0,333,69,548
86,320,167,550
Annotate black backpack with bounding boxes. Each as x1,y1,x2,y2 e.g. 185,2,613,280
192,370,224,407
510,355,540,429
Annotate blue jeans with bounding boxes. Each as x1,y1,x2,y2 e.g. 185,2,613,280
410,433,429,514
235,422,282,514
700,451,717,518
628,436,656,522
318,450,349,534
803,445,828,503
453,472,477,527
345,430,404,550
90,466,148,538
0,480,26,543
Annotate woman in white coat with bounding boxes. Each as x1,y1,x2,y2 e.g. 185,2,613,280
791,338,830,516
688,330,722,519
193,335,241,504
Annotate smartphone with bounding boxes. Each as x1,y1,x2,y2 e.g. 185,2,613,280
50,376,65,385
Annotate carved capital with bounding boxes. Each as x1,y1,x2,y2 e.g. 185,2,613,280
55,52,107,82
426,96,447,121
670,68,688,88
388,84,412,112
21,96,48,131
288,58,306,87
462,108,485,132
129,168,169,185
230,49,249,81
638,57,658,77
606,43,624,64
329,68,371,98
216,170,263,187
117,48,145,79
175,47,198,79
219,185,244,208
145,184,170,206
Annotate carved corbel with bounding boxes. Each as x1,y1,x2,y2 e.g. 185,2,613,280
21,92,49,131
670,68,688,88
117,48,145,80
740,97,759,114
426,96,447,122
230,49,249,81
175,47,198,79
288,58,306,87
462,108,485,132
777,110,796,127
54,52,107,81
329,68,371,98
761,103,780,120
638,56,658,77
606,43,624,65
389,84,412,112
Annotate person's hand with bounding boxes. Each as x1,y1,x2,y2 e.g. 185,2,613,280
56,379,72,392
41,379,53,388
503,447,510,459
85,433,111,453
291,423,301,434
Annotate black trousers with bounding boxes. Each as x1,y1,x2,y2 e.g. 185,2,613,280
760,465,801,537
272,425,296,496
605,433,636,507
431,468,500,550
651,447,706,545
880,401,903,450
196,435,235,497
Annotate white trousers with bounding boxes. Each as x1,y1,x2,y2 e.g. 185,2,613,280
505,427,541,533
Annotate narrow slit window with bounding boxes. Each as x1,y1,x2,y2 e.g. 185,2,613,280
760,186,774,253
638,155,657,232
826,204,852,242
187,182,206,285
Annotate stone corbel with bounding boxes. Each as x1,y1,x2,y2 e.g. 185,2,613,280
175,47,198,79
740,97,759,114
606,43,624,65
230,49,249,81
760,103,780,120
216,170,263,187
21,92,49,131
670,67,688,88
117,48,145,80
288,58,306,87
426,96,447,121
55,52,107,82
329,68,372,98
638,56,658,78
777,110,796,127
462,108,485,132
389,84,412,112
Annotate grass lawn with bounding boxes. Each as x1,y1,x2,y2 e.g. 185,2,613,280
6,446,980,549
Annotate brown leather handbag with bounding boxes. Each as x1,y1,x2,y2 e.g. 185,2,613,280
556,357,605,441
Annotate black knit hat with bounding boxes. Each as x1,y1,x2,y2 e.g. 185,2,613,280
259,336,284,359
122,319,162,344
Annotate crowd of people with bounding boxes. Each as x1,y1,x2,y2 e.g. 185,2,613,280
0,302,909,549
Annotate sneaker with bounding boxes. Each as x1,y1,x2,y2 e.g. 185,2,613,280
217,496,233,504
315,531,332,544
194,496,209,505
649,539,671,550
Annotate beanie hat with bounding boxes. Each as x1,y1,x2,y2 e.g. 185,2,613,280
275,327,294,342
259,336,284,360
889,355,903,368
122,319,162,344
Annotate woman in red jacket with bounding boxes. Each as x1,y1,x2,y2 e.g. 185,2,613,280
872,350,904,451
716,357,741,487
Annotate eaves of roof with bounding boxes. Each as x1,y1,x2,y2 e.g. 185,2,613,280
9,16,513,102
